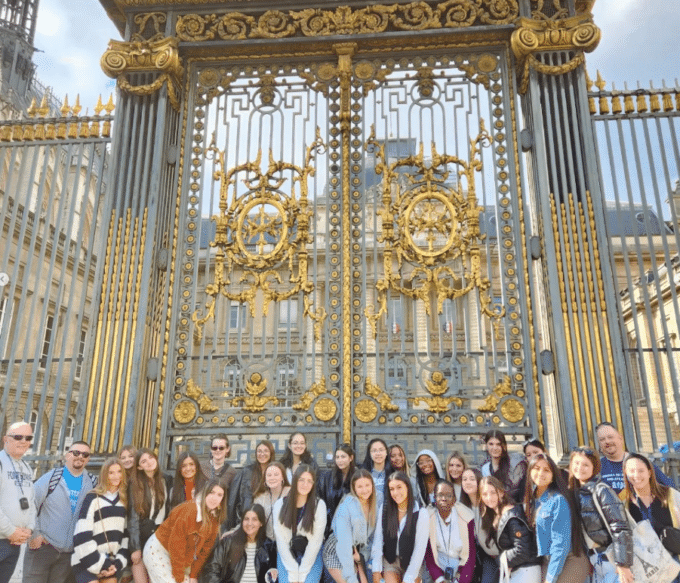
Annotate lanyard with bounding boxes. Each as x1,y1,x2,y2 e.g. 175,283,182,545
437,512,453,555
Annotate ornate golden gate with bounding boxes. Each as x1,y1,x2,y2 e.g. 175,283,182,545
93,0,616,465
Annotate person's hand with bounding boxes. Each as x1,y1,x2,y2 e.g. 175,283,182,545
189,578,199,583
353,548,361,563
98,566,116,578
266,568,279,583
616,566,634,583
373,572,382,583
8,528,31,545
28,535,46,549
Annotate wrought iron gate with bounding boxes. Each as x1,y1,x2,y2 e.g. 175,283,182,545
156,5,540,465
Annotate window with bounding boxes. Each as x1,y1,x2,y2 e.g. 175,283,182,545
279,299,298,330
224,364,242,398
65,416,76,449
75,329,86,379
41,315,55,363
277,359,298,408
441,298,455,333
229,302,247,329
389,298,402,335
0,297,10,359
29,410,42,453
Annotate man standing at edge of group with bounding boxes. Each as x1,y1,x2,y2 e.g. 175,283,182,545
201,433,237,498
0,421,36,583
596,421,674,493
22,440,98,583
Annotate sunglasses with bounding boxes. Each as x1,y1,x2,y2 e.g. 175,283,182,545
572,447,595,456
69,450,91,458
8,434,33,442
211,446,226,451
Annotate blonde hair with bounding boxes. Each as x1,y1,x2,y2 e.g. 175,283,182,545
93,457,128,509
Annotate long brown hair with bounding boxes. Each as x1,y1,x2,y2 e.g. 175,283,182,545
251,440,277,490
253,461,290,498
227,504,267,566
621,453,670,507
523,453,584,556
93,457,128,509
459,468,483,509
484,430,511,486
351,469,377,528
278,464,318,533
170,452,207,508
199,480,227,525
479,476,512,547
130,448,166,517
568,447,601,490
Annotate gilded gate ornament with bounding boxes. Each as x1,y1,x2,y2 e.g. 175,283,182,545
293,377,328,411
364,119,505,338
512,11,601,94
232,372,279,412
412,371,463,414
175,1,519,42
191,130,327,341
185,378,218,413
101,35,183,111
478,375,518,418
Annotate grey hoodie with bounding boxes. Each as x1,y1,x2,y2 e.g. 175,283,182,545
411,449,445,508
0,449,36,538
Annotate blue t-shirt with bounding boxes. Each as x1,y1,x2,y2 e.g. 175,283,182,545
599,456,674,493
62,467,83,514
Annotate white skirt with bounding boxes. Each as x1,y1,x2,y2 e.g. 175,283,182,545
143,533,178,583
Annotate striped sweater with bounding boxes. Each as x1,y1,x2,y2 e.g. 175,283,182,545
72,490,129,576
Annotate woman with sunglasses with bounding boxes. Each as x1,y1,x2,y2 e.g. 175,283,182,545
229,440,277,529
144,480,226,583
72,457,129,583
128,448,172,583
323,469,378,583
318,444,356,538
524,454,588,583
569,447,633,583
254,462,291,540
204,503,278,583
481,431,527,502
273,464,327,583
424,480,476,583
479,476,540,583
281,433,319,483
371,471,429,583
168,452,207,511
201,434,237,496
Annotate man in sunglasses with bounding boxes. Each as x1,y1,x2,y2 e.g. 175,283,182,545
22,441,97,583
200,433,236,497
0,421,36,583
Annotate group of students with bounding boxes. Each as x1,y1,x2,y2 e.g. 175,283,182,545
69,428,680,583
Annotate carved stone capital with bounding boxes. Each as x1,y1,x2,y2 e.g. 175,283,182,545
512,12,601,93
101,36,183,110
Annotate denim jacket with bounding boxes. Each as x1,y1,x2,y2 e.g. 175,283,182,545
535,489,571,583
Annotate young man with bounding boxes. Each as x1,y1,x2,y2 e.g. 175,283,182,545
200,433,236,496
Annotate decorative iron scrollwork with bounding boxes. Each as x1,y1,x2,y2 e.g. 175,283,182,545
478,375,512,413
186,378,218,413
191,129,327,341
364,119,505,338
412,370,463,413
293,377,328,411
232,372,278,412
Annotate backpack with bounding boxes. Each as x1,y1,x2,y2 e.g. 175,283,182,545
37,466,98,516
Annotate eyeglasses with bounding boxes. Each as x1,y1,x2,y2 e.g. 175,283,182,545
572,447,595,456
8,434,33,442
211,446,226,451
69,450,91,458
435,492,454,500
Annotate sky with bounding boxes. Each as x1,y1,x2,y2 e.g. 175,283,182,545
30,0,679,114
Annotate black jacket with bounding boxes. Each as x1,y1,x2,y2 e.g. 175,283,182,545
203,533,277,583
575,477,633,567
228,464,261,529
495,505,541,571
316,469,351,538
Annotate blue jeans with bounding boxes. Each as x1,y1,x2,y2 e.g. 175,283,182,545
0,539,21,583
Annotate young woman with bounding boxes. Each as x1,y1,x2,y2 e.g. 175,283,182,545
144,480,227,583
569,447,633,583
281,433,319,483
522,439,544,464
204,503,278,583
254,461,291,540
622,453,680,564
481,430,527,502
72,458,129,583
323,469,378,583
118,445,137,479
230,440,277,529
459,469,498,583
389,445,411,477
168,452,207,510
524,454,588,583
479,476,541,583
128,448,171,583
371,471,429,583
411,450,445,508
361,439,393,503
273,464,327,583
424,480,476,583
317,444,356,538
445,452,467,501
